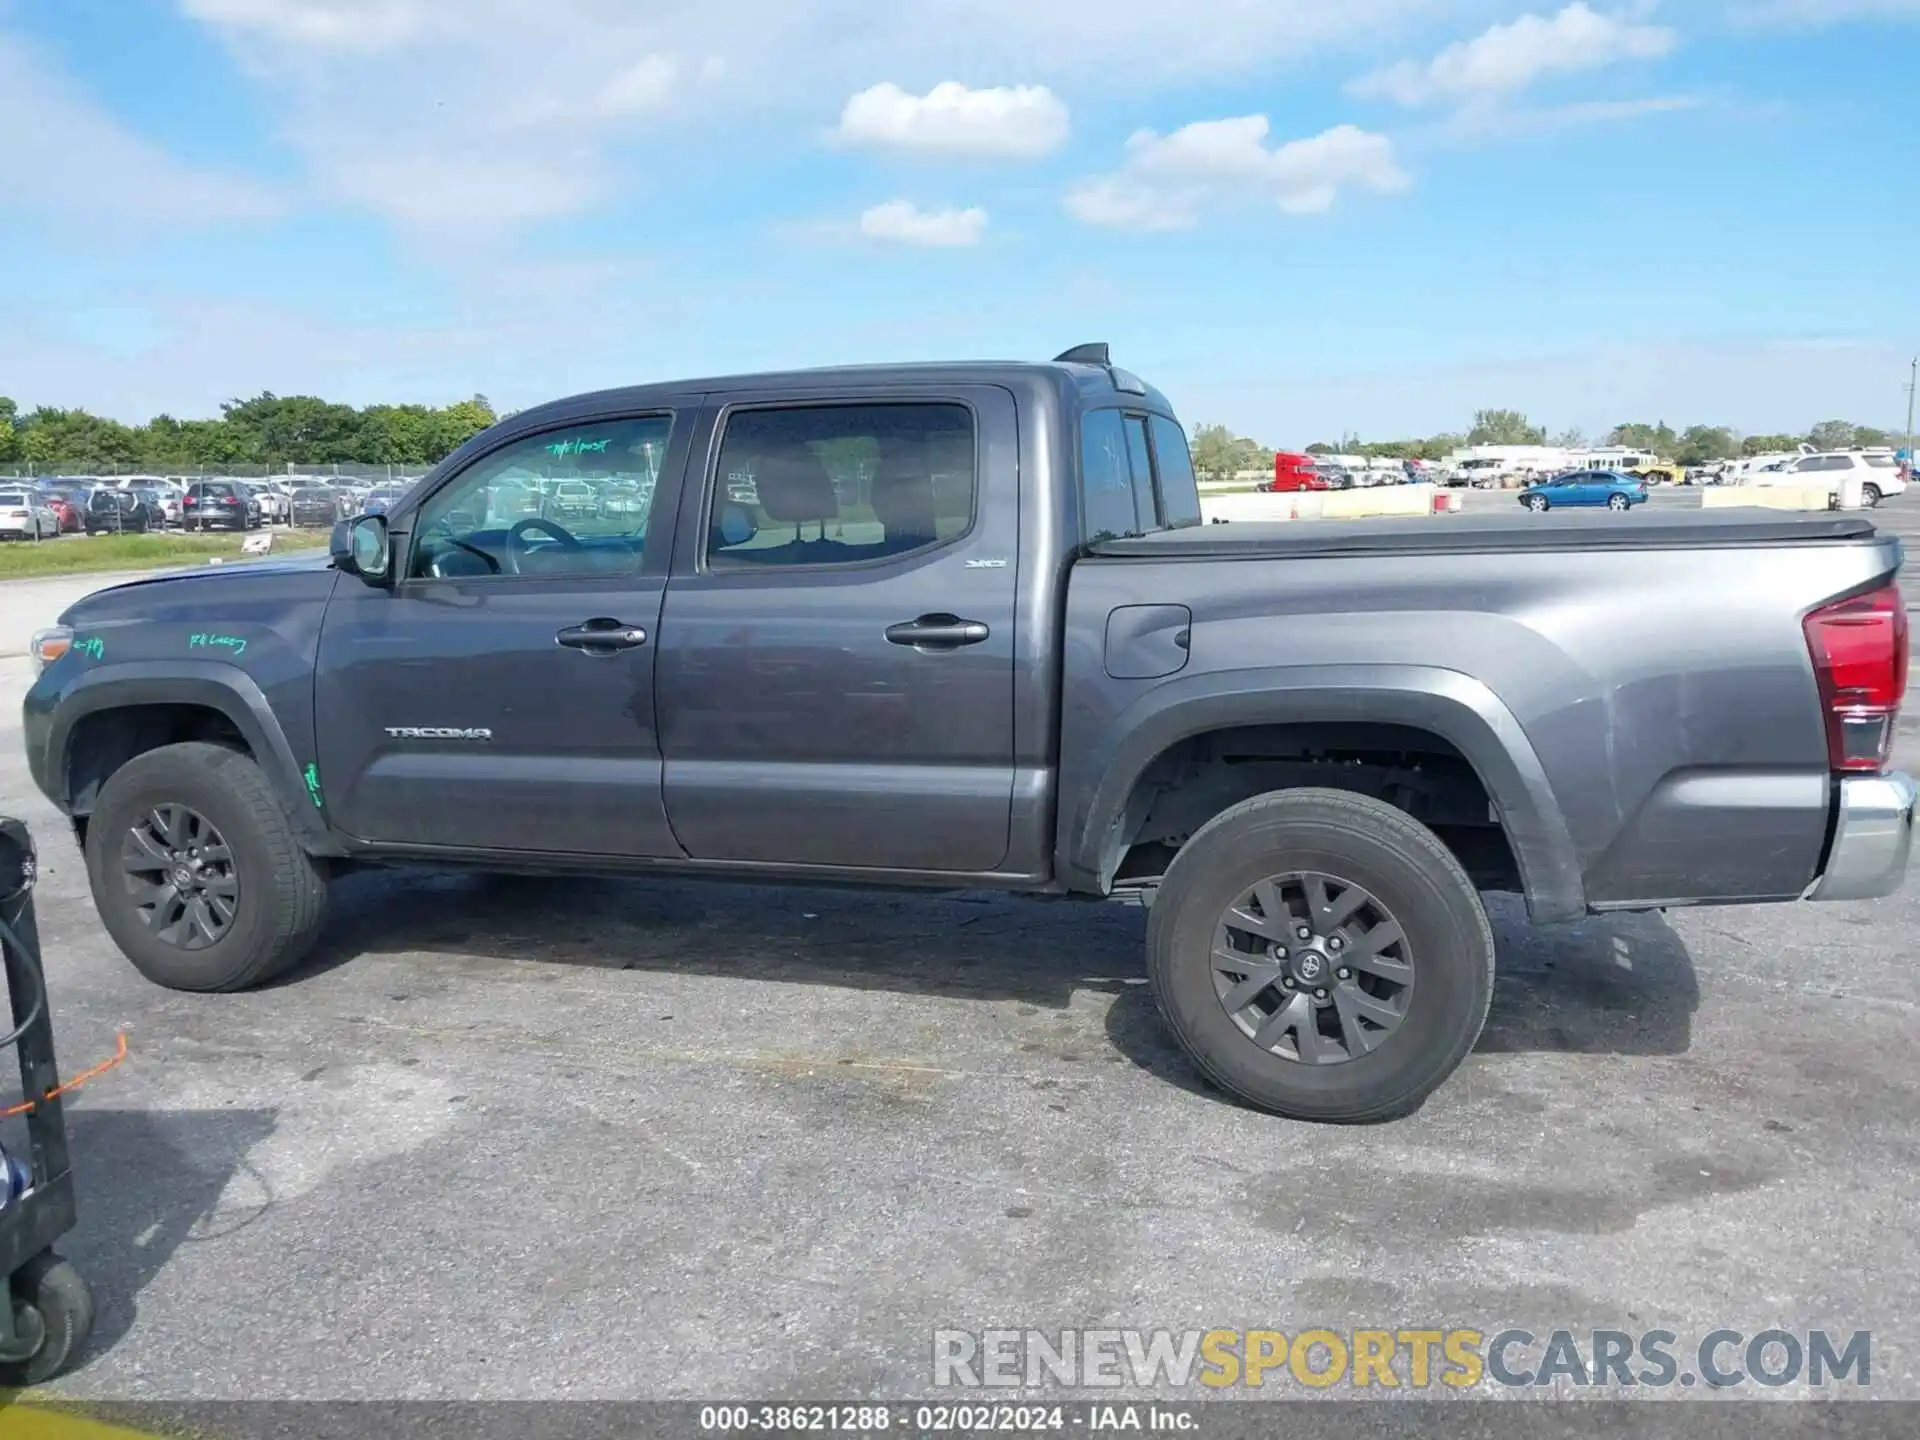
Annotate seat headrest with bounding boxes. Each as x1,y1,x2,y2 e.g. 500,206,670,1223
753,449,839,524
871,462,937,540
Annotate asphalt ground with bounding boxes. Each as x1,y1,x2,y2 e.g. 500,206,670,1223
0,491,1915,1420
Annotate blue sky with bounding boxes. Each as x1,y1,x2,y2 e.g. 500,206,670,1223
2,0,1916,447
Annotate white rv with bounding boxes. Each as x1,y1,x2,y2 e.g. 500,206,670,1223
1727,446,1815,484
1442,445,1576,487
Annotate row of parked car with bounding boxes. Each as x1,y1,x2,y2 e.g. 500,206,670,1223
0,475,420,540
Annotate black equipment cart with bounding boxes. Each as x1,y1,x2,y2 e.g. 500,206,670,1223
0,816,95,1385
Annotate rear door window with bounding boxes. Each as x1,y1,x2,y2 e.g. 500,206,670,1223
705,401,976,570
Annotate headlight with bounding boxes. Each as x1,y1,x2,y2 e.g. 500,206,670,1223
29,627,72,677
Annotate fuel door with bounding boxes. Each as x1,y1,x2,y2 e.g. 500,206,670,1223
1104,604,1192,680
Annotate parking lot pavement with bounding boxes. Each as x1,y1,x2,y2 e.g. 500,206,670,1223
1,571,1917,1405
0,571,159,655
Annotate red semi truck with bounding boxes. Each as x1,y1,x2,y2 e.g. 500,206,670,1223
1264,451,1326,492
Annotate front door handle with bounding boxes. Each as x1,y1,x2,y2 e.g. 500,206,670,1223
885,614,990,649
556,618,649,654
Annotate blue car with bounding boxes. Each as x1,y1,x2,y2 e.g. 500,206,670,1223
1519,469,1649,513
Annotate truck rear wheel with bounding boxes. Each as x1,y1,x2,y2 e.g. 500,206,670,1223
1146,788,1494,1123
84,742,329,992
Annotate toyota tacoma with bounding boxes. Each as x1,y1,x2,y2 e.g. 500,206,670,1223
21,346,1916,1121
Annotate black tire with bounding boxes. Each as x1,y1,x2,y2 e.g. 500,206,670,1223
84,742,329,992
1608,493,1629,511
1146,788,1495,1123
1863,484,1881,508
0,1252,95,1386
1525,495,1548,512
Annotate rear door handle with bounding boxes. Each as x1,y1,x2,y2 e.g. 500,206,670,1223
885,614,990,649
556,618,649,653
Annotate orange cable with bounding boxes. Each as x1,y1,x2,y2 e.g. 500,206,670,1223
1,1033,130,1117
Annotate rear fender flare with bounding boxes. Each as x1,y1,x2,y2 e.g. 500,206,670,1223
1059,663,1586,923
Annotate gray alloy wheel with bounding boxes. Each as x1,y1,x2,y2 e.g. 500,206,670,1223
118,803,240,951
1607,493,1630,511
1526,495,1548,512
1210,872,1413,1065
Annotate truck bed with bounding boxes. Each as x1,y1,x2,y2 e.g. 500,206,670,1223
1090,508,1878,559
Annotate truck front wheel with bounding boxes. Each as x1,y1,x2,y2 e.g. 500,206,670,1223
1146,788,1494,1123
84,742,330,992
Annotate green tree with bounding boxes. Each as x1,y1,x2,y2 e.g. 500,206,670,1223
1189,423,1267,482
218,393,363,465
1742,433,1802,457
1467,409,1545,445
352,405,437,465
1676,425,1738,465
1807,420,1857,451
427,396,498,457
1408,432,1463,461
16,407,141,469
0,390,500,472
1607,421,1678,456
1551,427,1586,447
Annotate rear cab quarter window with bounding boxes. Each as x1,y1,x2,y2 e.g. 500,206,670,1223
1078,405,1203,544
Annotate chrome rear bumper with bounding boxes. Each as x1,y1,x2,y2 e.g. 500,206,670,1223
1806,772,1917,902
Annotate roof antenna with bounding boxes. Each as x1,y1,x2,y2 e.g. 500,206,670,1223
1053,343,1111,366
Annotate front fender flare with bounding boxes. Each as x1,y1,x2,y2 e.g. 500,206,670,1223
44,662,339,855
1058,663,1586,923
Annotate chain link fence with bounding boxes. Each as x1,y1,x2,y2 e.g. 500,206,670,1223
0,462,431,483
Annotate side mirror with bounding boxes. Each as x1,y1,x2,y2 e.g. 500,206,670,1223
332,514,392,585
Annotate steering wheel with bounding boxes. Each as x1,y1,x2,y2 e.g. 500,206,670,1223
504,516,585,575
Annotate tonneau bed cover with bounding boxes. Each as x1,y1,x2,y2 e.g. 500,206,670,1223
1090,508,1879,560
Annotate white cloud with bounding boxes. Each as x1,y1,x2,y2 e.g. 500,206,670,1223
179,0,442,53
176,0,1449,237
1727,0,1920,22
596,55,680,117
858,200,988,247
835,81,1068,158
1062,179,1196,234
0,29,282,226
1351,3,1677,107
1434,92,1703,141
1066,118,1408,232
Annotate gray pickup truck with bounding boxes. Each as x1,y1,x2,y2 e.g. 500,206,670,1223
22,345,1916,1121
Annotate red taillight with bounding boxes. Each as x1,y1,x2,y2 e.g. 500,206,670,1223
1803,582,1909,774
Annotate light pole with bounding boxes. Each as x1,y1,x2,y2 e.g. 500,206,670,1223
1905,356,1917,472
